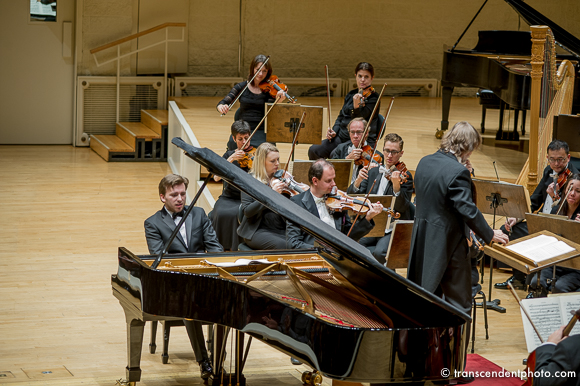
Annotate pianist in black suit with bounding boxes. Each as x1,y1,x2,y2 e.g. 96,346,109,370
496,140,579,293
144,174,222,380
347,133,414,264
286,159,382,250
308,62,381,160
407,122,508,315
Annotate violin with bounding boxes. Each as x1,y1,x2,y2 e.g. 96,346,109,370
380,162,409,184
237,146,256,169
272,170,309,197
357,86,374,107
355,145,383,167
325,188,400,217
551,167,572,202
259,75,297,103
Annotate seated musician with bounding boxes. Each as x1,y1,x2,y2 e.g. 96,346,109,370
237,142,290,250
286,159,383,249
531,326,580,386
534,174,580,295
308,62,381,160
495,140,579,293
209,120,252,251
329,117,383,185
346,133,414,264
144,174,222,380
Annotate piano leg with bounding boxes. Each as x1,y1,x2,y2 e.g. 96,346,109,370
521,110,527,136
149,321,157,354
438,85,455,138
125,317,145,383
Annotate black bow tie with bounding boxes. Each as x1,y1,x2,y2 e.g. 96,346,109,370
172,210,185,220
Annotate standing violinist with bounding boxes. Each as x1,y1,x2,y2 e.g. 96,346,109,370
347,133,414,264
329,118,382,185
308,62,382,160
209,120,252,251
217,54,287,151
495,140,579,296
286,159,382,250
407,121,508,316
237,142,289,250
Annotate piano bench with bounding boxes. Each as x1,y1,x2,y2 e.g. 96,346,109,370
149,320,185,364
477,89,526,136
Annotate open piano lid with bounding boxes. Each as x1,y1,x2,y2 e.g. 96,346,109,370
505,0,580,58
172,137,470,325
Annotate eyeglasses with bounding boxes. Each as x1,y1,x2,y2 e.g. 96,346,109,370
548,157,567,164
349,130,364,135
383,150,401,156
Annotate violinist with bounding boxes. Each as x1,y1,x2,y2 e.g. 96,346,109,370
329,118,382,185
217,54,287,151
347,133,414,264
209,120,252,251
495,140,579,295
531,326,580,386
407,121,508,316
286,159,382,250
533,174,580,296
308,62,381,160
237,142,289,250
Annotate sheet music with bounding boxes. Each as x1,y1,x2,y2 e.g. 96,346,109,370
520,294,580,352
506,235,575,262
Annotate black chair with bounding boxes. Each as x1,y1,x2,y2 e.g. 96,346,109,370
149,320,185,364
471,284,489,353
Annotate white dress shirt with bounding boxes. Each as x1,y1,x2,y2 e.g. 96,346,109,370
165,207,188,248
311,191,336,229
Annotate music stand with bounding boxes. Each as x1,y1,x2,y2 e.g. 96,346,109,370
385,220,414,271
265,104,324,146
351,195,396,238
291,159,354,191
472,178,529,313
526,212,580,293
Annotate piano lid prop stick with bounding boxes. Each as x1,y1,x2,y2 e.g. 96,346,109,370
451,0,489,52
151,172,213,270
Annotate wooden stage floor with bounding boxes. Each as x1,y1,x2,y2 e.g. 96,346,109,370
0,97,532,385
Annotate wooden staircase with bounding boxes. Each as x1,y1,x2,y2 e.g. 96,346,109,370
90,109,168,162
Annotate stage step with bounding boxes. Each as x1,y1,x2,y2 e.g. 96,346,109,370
90,135,135,161
141,109,168,136
116,122,160,149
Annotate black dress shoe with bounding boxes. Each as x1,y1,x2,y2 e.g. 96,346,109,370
198,359,213,379
494,276,526,290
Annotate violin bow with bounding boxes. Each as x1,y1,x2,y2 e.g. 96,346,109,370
283,111,307,175
368,97,395,167
358,83,387,150
563,308,580,337
347,179,377,238
508,282,544,343
222,56,270,116
556,183,573,215
240,95,282,150
325,65,332,130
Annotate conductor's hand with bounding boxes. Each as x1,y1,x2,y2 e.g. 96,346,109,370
354,166,369,189
346,148,363,160
492,229,509,245
217,104,230,115
365,201,383,222
326,127,336,141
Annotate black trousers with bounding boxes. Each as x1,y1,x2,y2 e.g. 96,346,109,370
184,319,209,362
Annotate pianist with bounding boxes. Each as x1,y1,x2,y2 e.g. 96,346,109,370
144,174,222,380
286,159,382,249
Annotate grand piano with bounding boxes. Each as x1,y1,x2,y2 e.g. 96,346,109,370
112,138,471,385
440,0,580,138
